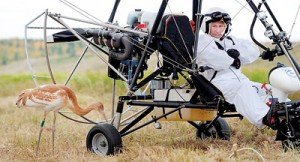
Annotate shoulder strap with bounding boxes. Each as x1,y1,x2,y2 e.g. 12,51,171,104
214,36,235,50
211,39,228,82
210,71,218,82
214,41,224,50
210,37,235,82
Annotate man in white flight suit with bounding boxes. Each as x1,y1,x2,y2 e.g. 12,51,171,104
196,7,279,129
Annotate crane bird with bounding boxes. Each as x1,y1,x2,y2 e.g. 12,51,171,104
15,84,108,156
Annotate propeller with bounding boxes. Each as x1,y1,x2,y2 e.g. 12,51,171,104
46,28,93,43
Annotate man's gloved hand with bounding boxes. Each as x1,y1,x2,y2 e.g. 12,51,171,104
232,58,241,69
227,49,241,69
227,49,240,59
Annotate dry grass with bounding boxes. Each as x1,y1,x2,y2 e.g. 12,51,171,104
2,94,300,162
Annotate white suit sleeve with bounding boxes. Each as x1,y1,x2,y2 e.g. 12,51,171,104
196,34,234,71
230,36,260,65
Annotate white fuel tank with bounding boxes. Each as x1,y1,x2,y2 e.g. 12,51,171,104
269,65,300,94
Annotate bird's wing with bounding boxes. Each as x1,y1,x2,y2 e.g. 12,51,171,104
17,86,68,111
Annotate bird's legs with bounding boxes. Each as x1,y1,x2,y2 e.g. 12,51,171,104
36,112,47,156
52,112,56,156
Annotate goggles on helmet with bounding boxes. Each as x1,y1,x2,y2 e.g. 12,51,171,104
205,11,231,23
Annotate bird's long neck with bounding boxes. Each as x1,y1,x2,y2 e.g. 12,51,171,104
62,86,95,116
71,103,95,116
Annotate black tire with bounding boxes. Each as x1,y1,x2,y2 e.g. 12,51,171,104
86,124,122,156
282,139,295,152
276,119,300,151
196,117,231,140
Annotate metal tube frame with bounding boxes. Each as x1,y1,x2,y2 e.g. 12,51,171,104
25,11,47,87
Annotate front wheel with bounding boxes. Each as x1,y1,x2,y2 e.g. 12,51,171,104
196,117,231,140
86,124,122,156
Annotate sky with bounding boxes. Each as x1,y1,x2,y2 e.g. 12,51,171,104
1,0,300,42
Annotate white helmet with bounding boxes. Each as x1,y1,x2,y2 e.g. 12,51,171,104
200,7,231,36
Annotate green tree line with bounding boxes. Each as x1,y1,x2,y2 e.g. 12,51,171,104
1,39,299,66
0,39,85,65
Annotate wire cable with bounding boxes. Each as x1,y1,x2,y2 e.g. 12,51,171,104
288,4,300,41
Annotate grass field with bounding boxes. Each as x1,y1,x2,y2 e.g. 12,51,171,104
1,65,300,161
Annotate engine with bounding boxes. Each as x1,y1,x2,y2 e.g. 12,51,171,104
90,9,149,82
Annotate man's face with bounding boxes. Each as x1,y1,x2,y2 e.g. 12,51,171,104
209,21,225,39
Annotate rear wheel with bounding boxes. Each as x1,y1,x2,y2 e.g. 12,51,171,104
86,124,122,156
281,138,300,152
276,118,300,151
196,117,231,140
